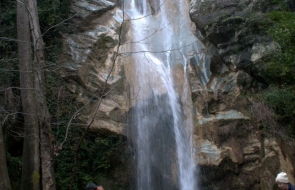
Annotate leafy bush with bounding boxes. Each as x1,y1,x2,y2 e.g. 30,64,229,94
53,126,127,190
263,88,295,136
38,0,71,30
265,11,295,84
6,153,22,190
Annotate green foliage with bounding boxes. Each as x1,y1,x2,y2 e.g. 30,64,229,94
37,0,71,32
0,1,17,56
265,11,295,84
53,126,126,190
271,0,293,11
0,1,18,84
245,14,270,34
1,3,22,188
263,87,295,136
6,153,22,190
35,1,125,189
0,0,101,189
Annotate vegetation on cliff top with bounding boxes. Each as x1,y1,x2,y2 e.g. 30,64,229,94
262,1,295,137
265,11,295,84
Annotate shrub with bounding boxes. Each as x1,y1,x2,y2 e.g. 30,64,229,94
265,11,295,84
263,88,295,136
54,128,126,190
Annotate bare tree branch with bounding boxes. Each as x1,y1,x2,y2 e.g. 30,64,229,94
120,40,202,55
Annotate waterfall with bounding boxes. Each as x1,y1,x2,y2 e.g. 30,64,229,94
122,0,204,189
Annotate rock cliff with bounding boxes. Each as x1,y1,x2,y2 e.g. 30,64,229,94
59,0,295,189
190,0,295,189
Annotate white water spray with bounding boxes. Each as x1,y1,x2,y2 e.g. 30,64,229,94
123,0,204,189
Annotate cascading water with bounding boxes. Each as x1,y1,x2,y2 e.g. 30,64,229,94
122,0,204,189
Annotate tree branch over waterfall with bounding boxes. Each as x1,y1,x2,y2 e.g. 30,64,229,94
120,40,202,55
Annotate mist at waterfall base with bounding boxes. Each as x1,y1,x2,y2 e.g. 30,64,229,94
124,0,203,189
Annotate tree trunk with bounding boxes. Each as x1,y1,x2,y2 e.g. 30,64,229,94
0,123,12,190
27,0,56,189
17,0,40,189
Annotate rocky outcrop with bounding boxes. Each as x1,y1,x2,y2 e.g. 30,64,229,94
60,0,128,135
189,0,279,90
189,0,295,189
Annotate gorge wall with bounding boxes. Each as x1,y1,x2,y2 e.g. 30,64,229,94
189,0,295,189
59,0,295,189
